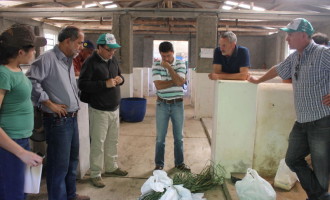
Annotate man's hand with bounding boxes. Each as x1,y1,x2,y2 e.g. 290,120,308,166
114,76,123,85
106,78,117,88
208,73,219,80
323,94,330,106
161,61,172,70
43,100,67,117
247,74,260,84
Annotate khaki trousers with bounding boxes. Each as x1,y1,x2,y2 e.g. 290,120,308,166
89,107,119,178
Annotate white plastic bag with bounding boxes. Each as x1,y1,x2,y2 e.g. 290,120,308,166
140,171,206,200
141,170,173,195
274,159,298,190
235,168,276,200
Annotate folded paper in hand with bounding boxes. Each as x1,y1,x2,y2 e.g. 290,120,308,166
24,164,43,193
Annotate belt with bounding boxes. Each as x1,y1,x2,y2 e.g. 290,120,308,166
43,111,78,118
157,96,183,104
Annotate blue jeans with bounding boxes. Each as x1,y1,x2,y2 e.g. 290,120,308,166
0,138,29,200
155,101,184,167
43,116,79,200
285,115,330,200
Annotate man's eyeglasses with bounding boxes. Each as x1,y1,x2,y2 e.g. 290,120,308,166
102,45,116,53
294,63,300,80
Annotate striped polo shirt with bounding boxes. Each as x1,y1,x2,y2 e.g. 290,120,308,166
152,59,187,100
276,41,330,123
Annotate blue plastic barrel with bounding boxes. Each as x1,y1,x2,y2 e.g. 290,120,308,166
120,98,147,122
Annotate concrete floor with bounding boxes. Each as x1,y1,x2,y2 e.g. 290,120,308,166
27,96,226,200
26,95,320,200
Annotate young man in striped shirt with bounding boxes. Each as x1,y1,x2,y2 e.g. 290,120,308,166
248,18,330,200
152,41,190,172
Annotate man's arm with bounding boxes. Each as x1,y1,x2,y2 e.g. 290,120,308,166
162,61,185,86
248,66,278,84
213,63,222,74
154,80,175,90
27,56,68,116
114,58,125,86
208,66,249,80
153,62,185,90
26,57,50,106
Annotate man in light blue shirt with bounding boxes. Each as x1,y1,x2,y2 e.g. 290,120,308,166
248,18,330,200
27,26,90,200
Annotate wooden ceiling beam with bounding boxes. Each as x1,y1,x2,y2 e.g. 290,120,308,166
88,24,275,33
1,7,330,22
7,0,330,3
83,29,272,36
38,18,289,28
218,27,276,33
127,1,141,7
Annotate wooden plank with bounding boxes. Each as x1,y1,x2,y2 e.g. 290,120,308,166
1,7,330,22
39,18,287,29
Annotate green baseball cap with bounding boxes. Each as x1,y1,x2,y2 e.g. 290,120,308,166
96,33,121,48
280,18,314,36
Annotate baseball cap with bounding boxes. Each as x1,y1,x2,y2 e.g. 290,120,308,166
0,24,47,48
280,18,314,36
83,40,95,50
96,33,121,48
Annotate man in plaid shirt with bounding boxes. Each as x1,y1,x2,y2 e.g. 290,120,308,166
248,18,330,200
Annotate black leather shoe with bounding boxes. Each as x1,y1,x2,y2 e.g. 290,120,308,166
154,165,164,170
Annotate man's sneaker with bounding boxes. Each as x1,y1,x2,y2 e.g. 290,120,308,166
69,194,90,200
175,163,191,172
90,176,105,188
154,165,164,170
103,168,128,177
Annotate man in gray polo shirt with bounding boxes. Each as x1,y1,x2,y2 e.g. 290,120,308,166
248,18,330,200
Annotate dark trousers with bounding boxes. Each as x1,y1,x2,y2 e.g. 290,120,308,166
44,116,79,200
285,115,330,200
0,138,29,200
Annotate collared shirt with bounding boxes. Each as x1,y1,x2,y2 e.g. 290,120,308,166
276,41,330,123
213,45,250,73
26,45,79,113
152,59,187,100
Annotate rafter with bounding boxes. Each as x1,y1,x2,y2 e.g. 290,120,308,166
94,1,105,8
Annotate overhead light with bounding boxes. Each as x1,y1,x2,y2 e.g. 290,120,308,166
0,1,26,7
252,7,265,11
224,1,238,6
75,3,98,8
100,1,113,4
105,4,117,8
238,4,250,9
222,5,232,10
224,0,265,11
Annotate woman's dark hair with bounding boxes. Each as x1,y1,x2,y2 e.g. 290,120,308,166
58,26,81,42
0,43,34,65
159,41,174,53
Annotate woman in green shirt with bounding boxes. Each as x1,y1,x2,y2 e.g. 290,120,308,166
0,24,46,200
